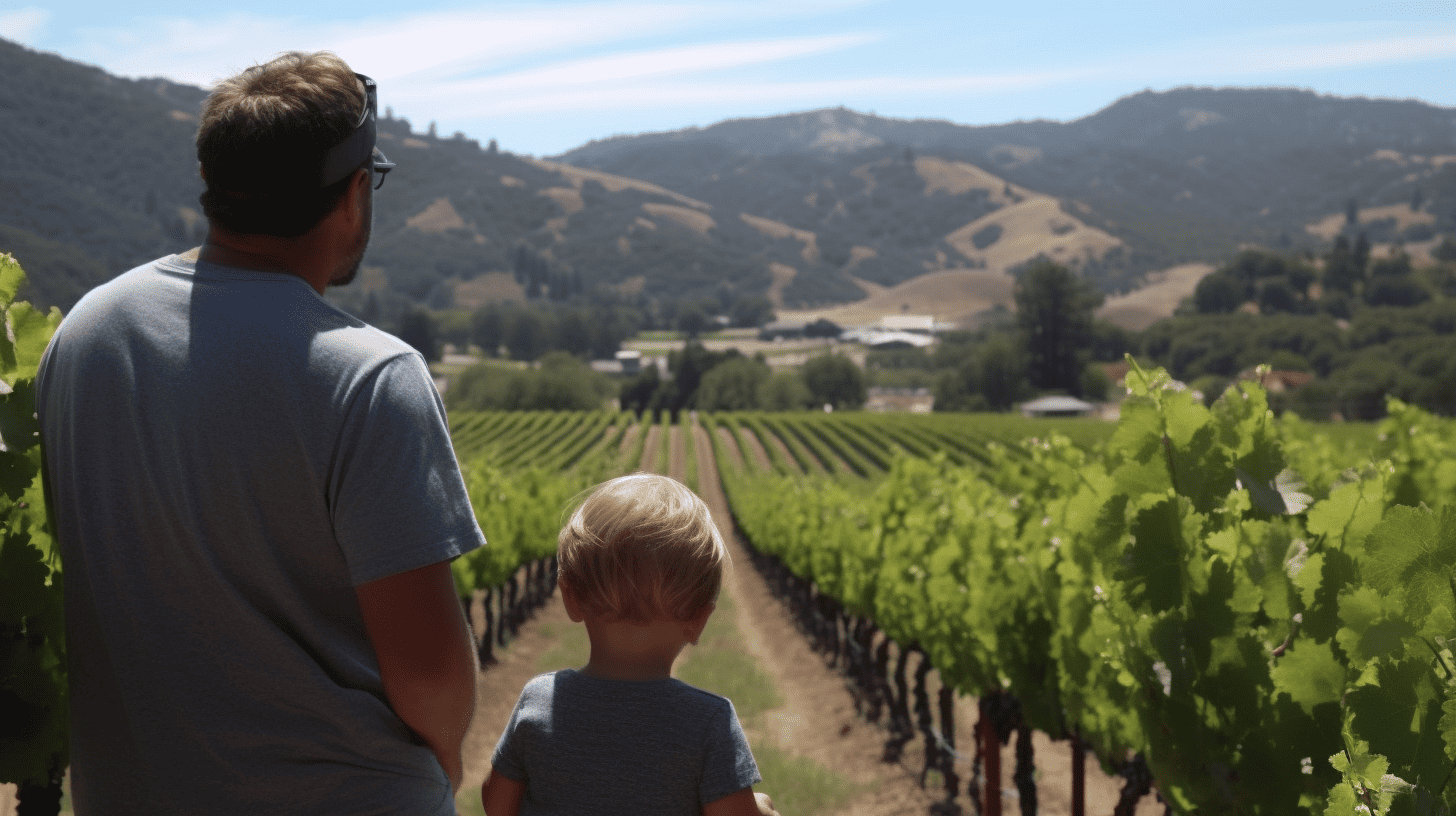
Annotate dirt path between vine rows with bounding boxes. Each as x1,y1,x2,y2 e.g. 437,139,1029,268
457,419,1159,816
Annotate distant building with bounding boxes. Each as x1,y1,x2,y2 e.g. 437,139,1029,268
1020,396,1096,417
615,349,642,375
878,314,937,334
859,331,934,350
758,320,807,341
865,387,934,413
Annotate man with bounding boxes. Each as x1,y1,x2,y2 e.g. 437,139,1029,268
36,52,484,815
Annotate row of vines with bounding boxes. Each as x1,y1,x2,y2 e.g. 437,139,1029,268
713,367,1455,814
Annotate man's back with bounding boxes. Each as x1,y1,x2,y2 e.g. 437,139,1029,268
38,254,481,815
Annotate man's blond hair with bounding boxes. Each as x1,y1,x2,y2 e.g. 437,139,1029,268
558,474,725,624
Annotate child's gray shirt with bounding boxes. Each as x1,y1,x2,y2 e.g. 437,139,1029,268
492,669,761,814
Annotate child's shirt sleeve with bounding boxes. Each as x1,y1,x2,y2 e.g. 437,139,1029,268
490,688,533,782
699,699,762,806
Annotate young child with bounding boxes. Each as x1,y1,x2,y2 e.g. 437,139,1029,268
481,473,778,816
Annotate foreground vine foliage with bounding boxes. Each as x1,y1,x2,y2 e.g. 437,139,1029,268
722,363,1455,814
0,253,66,803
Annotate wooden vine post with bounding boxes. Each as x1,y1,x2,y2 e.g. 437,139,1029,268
979,702,1002,816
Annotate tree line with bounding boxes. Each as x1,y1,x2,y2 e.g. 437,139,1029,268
414,233,1456,420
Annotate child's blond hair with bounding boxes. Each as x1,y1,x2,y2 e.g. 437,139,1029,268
557,473,726,623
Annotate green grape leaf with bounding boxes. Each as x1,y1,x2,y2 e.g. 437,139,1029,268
1442,696,1456,762
1345,658,1448,792
1322,779,1359,816
1331,740,1389,790
1363,505,1456,627
1337,586,1418,664
0,527,50,624
1308,476,1388,553
0,254,24,305
1272,638,1346,714
6,303,61,381
1121,495,1192,613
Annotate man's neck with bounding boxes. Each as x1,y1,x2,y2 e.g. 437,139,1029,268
198,229,332,294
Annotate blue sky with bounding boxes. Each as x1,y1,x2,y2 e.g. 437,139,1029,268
2,1,1453,156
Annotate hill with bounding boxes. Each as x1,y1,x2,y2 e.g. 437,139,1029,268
3,37,1454,330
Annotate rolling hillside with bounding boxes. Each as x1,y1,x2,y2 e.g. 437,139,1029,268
3,36,1454,330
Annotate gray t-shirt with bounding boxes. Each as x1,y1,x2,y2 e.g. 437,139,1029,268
36,254,486,816
492,670,761,815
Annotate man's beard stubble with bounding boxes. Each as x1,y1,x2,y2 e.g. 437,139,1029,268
330,186,372,288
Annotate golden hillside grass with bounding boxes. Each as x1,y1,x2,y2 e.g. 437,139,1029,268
779,268,1013,327
1096,263,1214,330
740,213,819,263
913,156,1020,205
529,158,711,211
406,197,468,233
1305,202,1437,241
539,187,585,216
945,196,1123,272
767,263,798,308
642,202,716,236
454,272,525,308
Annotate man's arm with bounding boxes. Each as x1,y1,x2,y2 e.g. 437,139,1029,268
356,560,477,791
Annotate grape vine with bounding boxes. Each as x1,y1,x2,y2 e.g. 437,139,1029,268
0,253,66,804
720,363,1456,814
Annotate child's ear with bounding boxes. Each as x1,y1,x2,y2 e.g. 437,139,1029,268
684,603,715,646
559,579,586,623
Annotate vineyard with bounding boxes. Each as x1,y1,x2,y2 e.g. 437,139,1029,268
441,394,1454,814
4,250,1454,813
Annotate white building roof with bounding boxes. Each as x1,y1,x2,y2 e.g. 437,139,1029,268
1020,396,1095,414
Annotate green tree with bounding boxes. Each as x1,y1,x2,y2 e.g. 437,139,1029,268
729,295,774,328
395,309,439,363
1322,235,1362,294
696,357,770,411
1013,258,1102,395
802,353,866,410
1193,271,1248,314
674,304,711,339
758,371,814,410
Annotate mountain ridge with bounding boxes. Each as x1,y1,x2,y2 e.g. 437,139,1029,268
2,37,1453,330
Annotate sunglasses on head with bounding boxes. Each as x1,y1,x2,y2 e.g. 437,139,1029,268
319,73,396,190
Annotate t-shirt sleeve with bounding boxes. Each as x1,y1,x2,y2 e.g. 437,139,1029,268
699,699,762,806
490,688,533,783
329,352,486,585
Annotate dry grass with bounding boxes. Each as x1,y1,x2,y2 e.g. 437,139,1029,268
406,197,468,233
944,195,1123,273
767,262,798,308
913,156,1019,205
1096,263,1214,330
528,158,711,210
740,213,819,263
454,272,525,308
642,202,716,236
538,187,584,216
779,268,1014,327
1305,202,1437,241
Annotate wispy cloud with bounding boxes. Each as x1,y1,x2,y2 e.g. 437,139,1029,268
0,6,49,44
63,2,867,86
398,34,884,113
413,65,1085,117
